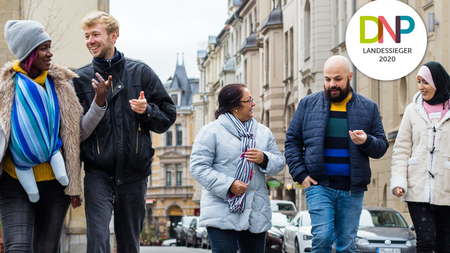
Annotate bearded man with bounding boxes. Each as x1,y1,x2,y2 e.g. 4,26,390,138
284,55,389,252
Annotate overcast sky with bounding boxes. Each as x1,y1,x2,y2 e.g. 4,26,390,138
110,0,229,82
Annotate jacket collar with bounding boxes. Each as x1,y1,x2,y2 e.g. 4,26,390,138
92,50,125,73
413,91,450,128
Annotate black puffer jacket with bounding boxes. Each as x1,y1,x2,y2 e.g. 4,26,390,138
73,51,176,185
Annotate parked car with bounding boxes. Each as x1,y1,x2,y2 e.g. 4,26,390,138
283,207,416,253
271,200,297,212
201,228,211,249
266,212,292,253
161,238,177,247
356,206,416,253
186,217,206,248
283,210,312,253
175,216,196,246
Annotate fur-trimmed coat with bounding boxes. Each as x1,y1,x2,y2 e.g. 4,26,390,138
0,61,83,196
391,91,450,206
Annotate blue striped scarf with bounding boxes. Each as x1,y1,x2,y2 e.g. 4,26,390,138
9,72,62,170
225,113,256,213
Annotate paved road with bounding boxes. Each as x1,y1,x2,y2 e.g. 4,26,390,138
140,246,212,253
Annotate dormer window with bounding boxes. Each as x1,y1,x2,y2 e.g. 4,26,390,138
171,94,178,105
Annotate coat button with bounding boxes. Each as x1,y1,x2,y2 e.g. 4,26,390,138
118,85,122,88
105,71,108,74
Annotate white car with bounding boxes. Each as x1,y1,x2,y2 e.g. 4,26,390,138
161,238,176,247
282,210,312,253
271,199,297,212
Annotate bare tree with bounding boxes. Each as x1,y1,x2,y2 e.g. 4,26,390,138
23,0,76,52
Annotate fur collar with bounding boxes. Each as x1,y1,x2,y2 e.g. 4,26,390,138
0,61,83,195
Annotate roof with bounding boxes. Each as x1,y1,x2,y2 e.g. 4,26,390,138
209,35,217,45
168,54,194,107
197,50,207,60
222,57,235,72
261,1,283,29
241,30,257,51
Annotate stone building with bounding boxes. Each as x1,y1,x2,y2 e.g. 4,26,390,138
147,54,199,239
192,0,450,225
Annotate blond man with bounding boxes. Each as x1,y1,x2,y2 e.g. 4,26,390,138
73,11,176,253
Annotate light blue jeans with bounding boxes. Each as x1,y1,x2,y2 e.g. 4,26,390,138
305,185,364,253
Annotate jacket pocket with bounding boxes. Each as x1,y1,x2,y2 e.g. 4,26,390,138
407,157,419,188
444,161,450,192
133,128,153,171
80,133,101,166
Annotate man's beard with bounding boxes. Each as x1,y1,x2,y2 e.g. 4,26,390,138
325,79,351,103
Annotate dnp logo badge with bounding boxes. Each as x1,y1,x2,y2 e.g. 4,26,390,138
346,0,427,81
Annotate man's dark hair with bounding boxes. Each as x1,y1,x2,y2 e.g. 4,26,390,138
215,83,246,119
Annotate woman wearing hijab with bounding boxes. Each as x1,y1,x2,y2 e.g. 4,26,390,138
391,61,450,252
0,20,106,252
190,83,285,253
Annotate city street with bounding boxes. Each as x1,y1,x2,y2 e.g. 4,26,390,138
140,246,212,253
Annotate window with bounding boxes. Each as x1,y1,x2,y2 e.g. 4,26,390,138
254,7,257,28
171,94,178,106
265,39,270,84
149,174,152,186
166,165,172,186
176,164,182,186
289,27,294,77
166,129,172,146
244,59,248,86
249,13,253,33
285,31,289,78
304,0,311,60
176,124,182,146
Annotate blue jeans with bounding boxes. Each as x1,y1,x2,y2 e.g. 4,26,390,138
305,185,364,253
0,172,70,253
207,227,266,253
84,169,147,253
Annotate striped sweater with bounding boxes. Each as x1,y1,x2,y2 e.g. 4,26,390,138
324,93,352,190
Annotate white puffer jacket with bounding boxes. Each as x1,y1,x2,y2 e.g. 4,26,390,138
391,92,450,206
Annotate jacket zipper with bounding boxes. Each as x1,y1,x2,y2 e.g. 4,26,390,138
323,102,330,187
429,126,437,201
94,131,100,155
136,123,141,154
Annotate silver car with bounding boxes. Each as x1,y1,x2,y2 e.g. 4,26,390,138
283,207,415,253
356,207,416,253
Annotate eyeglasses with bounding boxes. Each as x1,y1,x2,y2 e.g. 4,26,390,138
241,97,254,103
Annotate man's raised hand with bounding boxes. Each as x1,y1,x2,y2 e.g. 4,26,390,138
129,91,147,114
92,73,112,107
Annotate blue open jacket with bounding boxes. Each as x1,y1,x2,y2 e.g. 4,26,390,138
285,91,389,193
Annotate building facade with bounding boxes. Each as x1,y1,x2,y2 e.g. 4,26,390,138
192,0,450,225
147,55,199,239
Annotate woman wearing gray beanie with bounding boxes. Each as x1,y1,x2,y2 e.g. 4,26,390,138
0,20,95,253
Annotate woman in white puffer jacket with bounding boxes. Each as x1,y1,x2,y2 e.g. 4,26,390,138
391,61,450,252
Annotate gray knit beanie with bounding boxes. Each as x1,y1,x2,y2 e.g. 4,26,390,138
4,20,52,62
